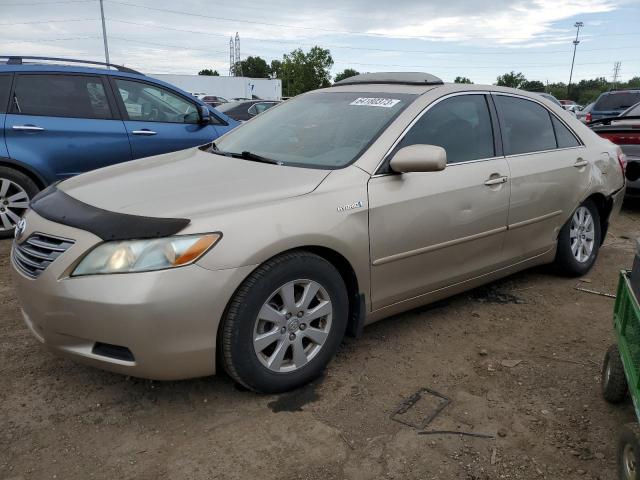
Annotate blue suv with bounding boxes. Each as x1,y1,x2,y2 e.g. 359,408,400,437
0,56,239,237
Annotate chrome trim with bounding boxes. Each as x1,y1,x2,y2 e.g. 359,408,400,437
372,225,506,266
131,130,157,135
12,125,44,131
12,232,75,279
507,210,563,230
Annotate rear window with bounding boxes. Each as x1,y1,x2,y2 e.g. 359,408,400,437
0,74,11,113
11,74,112,119
594,92,640,112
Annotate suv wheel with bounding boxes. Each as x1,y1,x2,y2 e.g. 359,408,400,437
220,251,348,393
554,199,601,276
0,167,39,239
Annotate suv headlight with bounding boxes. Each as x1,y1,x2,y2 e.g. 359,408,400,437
72,233,221,276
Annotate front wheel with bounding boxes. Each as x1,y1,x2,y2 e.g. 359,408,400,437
0,167,39,239
602,344,628,404
220,251,348,393
554,199,601,276
618,424,640,480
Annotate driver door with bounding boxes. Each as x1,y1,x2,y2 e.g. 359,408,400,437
110,78,220,159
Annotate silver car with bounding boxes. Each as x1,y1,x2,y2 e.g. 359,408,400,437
11,72,626,393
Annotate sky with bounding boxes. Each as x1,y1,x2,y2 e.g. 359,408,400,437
1,0,639,85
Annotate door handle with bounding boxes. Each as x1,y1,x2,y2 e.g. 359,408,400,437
132,129,157,136
484,176,508,186
12,125,44,131
574,158,588,168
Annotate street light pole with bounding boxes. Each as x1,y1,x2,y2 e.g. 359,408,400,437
567,21,583,98
99,0,110,65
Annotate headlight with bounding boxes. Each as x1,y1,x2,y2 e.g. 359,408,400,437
72,233,221,276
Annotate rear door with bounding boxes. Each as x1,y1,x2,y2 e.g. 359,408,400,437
0,74,12,160
494,94,589,263
368,93,510,309
110,78,222,158
5,73,131,181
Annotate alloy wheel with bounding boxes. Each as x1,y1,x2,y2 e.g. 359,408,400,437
569,206,595,263
0,178,30,232
253,279,333,373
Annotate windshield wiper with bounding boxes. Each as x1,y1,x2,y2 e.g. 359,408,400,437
209,142,281,165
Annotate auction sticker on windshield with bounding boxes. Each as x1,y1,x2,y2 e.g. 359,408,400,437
350,97,401,108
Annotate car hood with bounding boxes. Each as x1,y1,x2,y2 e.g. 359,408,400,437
58,147,331,218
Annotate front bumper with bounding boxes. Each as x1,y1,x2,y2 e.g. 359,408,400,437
11,210,255,380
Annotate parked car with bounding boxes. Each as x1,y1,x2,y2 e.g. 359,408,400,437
591,90,640,121
577,102,595,123
12,72,625,393
216,99,281,121
200,95,228,108
0,56,239,237
565,104,582,115
590,101,640,196
538,92,563,108
560,99,577,108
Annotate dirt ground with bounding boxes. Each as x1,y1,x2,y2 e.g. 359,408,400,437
3,203,640,480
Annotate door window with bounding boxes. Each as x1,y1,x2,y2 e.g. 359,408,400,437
396,94,495,164
114,79,198,124
11,74,112,119
0,75,12,113
494,95,557,155
551,116,580,148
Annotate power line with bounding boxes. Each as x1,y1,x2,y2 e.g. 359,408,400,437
0,0,95,5
103,0,640,42
104,18,640,57
0,18,98,26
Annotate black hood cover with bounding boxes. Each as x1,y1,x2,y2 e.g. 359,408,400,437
30,186,190,241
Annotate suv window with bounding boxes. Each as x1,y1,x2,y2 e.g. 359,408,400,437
594,91,640,112
0,75,11,114
551,116,580,148
114,79,198,124
11,74,112,119
397,94,494,164
494,95,556,155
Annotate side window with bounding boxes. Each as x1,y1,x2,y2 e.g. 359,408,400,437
397,95,494,164
551,116,580,148
494,95,556,155
114,79,198,124
0,75,12,114
11,74,112,119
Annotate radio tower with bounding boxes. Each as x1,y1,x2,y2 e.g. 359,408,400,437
612,61,621,89
229,36,234,76
234,32,242,77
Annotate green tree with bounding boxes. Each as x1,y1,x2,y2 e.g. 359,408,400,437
625,76,640,89
198,68,219,76
274,47,334,96
521,80,545,92
496,71,527,88
454,76,473,84
334,68,360,83
235,56,271,78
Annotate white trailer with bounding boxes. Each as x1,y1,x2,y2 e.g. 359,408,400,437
149,74,282,101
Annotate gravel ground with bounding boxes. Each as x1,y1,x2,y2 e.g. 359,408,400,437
3,203,640,480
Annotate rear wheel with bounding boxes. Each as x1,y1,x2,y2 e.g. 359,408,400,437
0,167,39,239
554,199,601,276
618,424,640,480
220,251,348,393
602,344,628,403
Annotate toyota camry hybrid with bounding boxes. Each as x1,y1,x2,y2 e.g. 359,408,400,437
11,72,626,393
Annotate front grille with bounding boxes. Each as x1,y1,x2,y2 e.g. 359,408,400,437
12,233,75,278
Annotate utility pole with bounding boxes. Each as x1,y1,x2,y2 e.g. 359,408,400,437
612,61,621,89
99,0,110,65
234,32,242,77
567,21,583,98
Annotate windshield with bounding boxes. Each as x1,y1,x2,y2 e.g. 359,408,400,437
212,91,416,169
595,91,640,111
216,101,246,113
623,102,640,117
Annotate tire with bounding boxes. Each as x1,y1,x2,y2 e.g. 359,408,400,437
554,199,601,276
220,251,348,393
618,423,640,480
602,344,628,404
0,167,39,239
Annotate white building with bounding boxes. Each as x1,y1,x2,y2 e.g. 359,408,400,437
150,74,282,101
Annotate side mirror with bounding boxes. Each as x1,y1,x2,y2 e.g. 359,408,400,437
198,105,212,124
389,144,447,173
